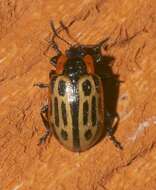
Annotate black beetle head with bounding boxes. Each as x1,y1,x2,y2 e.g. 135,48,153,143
65,46,86,58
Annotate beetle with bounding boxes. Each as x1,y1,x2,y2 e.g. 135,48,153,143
34,21,123,152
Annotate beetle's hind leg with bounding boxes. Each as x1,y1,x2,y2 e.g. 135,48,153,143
105,113,123,150
107,131,123,150
38,104,52,145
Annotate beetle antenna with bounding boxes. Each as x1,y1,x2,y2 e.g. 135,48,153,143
59,20,79,45
50,20,72,46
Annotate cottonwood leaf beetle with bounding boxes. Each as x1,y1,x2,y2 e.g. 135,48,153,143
34,20,123,152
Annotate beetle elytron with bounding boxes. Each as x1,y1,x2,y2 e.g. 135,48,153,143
34,21,123,152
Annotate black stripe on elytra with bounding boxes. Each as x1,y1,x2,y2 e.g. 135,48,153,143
92,96,97,126
83,100,89,125
70,81,80,150
61,101,67,126
54,97,59,127
58,80,66,96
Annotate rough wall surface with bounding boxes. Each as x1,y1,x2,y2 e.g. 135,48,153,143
0,0,156,189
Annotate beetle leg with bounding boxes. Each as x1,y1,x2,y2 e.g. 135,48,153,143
50,55,60,68
51,41,62,55
33,82,48,88
108,134,123,150
94,37,110,51
38,104,52,145
105,112,123,150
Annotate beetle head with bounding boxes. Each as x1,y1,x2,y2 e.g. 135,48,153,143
65,46,85,58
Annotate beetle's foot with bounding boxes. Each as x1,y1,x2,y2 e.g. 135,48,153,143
108,135,123,150
106,126,123,150
105,113,123,149
38,129,52,145
33,82,48,88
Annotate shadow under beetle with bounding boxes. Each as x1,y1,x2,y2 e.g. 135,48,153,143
34,20,123,152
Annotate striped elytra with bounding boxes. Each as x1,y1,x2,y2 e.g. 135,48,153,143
49,74,104,152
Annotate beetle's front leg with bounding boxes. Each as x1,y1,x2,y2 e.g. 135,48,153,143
33,82,48,89
38,104,52,145
105,113,123,150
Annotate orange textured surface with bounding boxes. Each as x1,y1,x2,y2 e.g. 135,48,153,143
0,0,156,189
